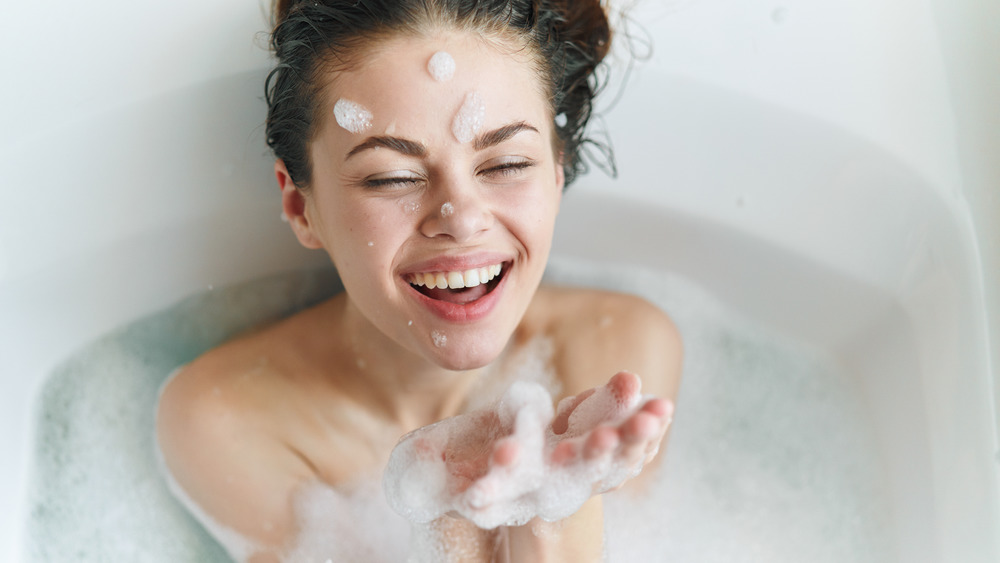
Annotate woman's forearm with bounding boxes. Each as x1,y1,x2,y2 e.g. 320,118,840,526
503,497,605,563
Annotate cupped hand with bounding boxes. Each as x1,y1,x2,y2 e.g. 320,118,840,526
546,371,674,495
383,373,673,529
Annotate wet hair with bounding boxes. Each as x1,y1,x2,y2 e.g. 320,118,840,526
265,0,612,190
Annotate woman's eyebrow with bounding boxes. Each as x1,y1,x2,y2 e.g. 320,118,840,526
346,136,427,160
474,121,539,151
345,121,539,160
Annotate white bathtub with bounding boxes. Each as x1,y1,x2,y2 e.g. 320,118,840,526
1,1,997,561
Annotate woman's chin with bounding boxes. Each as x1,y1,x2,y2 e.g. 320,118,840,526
427,338,505,373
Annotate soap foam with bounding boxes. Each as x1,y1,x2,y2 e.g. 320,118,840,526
333,98,373,134
284,480,410,563
383,378,653,530
384,381,554,529
440,202,454,217
427,51,456,82
29,260,892,562
432,330,447,348
451,91,485,144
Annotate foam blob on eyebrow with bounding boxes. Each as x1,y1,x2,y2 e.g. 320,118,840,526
427,51,456,82
333,98,373,134
452,91,485,144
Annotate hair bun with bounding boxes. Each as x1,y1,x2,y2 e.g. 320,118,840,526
273,0,300,24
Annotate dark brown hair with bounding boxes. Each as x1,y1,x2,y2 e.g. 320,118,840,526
266,0,612,189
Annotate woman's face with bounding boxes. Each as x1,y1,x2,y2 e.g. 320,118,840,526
286,30,564,371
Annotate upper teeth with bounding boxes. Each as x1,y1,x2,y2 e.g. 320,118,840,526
408,264,503,290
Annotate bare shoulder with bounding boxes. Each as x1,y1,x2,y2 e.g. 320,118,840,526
156,333,315,558
532,286,683,399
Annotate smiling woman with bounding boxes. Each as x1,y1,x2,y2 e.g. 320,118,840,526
154,1,681,561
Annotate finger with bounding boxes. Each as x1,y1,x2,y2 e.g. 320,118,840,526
639,397,674,421
607,371,642,404
621,411,661,444
491,439,520,467
583,426,619,460
550,388,595,435
550,440,579,465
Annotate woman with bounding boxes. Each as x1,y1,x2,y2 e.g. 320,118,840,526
156,0,682,560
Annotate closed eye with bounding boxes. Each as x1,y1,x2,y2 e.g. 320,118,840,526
480,159,535,180
363,174,423,190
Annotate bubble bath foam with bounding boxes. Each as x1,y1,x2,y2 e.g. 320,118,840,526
25,259,892,562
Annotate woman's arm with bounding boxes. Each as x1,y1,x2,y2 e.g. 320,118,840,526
156,363,311,563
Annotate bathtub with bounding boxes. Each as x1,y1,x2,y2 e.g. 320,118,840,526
1,0,997,561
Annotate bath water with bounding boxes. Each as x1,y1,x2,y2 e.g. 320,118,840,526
25,258,893,561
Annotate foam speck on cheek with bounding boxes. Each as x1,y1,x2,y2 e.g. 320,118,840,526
333,98,373,134
440,202,454,217
427,51,456,82
452,91,485,144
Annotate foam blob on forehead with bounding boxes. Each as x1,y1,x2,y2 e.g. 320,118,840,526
452,91,486,144
427,51,455,82
333,98,374,134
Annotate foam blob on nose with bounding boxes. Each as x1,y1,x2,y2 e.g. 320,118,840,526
440,202,454,217
427,51,455,82
334,99,373,134
452,91,485,144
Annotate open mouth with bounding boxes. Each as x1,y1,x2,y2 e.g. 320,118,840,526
406,262,509,305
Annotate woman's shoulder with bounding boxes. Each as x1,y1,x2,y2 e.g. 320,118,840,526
155,315,334,555
158,297,344,416
529,286,683,398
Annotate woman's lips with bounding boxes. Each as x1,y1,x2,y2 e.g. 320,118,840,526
404,262,509,322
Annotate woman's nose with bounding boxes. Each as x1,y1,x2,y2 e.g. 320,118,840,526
418,176,494,242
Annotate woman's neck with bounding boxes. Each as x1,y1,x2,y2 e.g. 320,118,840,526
332,295,487,431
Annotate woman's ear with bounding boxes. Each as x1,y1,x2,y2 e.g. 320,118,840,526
554,153,566,213
276,159,324,250
555,153,566,192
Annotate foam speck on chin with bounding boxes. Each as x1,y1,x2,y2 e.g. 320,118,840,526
333,98,373,134
432,331,448,348
451,91,485,144
427,51,456,82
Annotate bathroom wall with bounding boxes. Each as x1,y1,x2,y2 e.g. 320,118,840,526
928,0,999,435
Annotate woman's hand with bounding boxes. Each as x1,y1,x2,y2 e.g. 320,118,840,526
547,371,674,495
383,372,673,529
384,380,554,529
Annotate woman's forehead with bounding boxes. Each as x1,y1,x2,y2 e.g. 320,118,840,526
316,30,550,143
322,31,542,98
